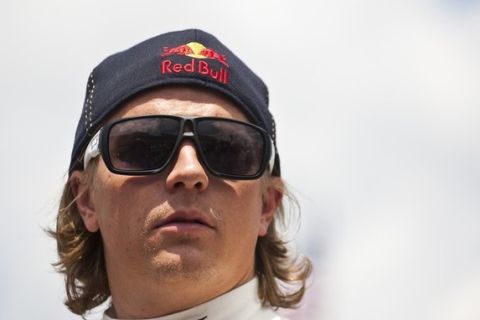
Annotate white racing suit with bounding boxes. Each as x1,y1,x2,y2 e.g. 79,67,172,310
103,278,287,320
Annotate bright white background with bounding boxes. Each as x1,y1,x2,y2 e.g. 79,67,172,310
1,0,479,319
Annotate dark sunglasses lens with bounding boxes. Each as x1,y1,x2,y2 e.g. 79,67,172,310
196,119,265,176
108,117,181,171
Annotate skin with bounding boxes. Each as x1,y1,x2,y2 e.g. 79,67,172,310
70,86,282,319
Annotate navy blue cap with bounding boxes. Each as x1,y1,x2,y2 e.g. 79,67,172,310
69,29,280,176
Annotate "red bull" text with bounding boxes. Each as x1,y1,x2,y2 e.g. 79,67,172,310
161,59,229,84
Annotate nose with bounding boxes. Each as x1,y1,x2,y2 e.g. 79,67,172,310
165,140,209,192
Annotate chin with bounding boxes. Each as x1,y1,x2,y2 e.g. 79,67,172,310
147,247,218,281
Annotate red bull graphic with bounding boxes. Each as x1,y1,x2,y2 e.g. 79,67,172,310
161,44,194,57
160,42,229,84
161,42,229,67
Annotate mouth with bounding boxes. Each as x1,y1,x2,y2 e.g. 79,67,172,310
153,210,215,231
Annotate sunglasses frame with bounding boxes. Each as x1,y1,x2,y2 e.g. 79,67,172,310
83,115,275,180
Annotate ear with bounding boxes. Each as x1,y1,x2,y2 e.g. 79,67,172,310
258,177,283,237
69,170,99,232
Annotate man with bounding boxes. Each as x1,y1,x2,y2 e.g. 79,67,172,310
52,29,311,320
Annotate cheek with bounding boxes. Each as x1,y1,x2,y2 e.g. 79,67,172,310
91,169,150,250
220,181,264,235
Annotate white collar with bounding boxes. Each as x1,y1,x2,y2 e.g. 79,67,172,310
102,278,285,320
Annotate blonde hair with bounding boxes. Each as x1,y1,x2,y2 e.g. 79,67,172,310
50,164,312,316
256,176,312,308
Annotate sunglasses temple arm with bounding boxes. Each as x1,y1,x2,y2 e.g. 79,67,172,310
83,130,101,170
268,138,276,175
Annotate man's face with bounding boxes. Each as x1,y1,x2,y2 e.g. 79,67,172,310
74,86,278,292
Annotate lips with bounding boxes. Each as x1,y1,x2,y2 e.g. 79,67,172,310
152,210,215,230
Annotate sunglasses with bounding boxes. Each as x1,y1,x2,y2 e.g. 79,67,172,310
83,115,276,180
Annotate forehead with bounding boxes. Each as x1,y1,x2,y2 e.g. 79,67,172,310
110,86,249,123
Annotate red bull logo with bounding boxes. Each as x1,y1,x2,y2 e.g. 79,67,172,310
161,42,229,66
160,42,229,84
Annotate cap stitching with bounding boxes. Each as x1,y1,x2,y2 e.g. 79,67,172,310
271,118,276,143
89,74,95,131
84,73,95,134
